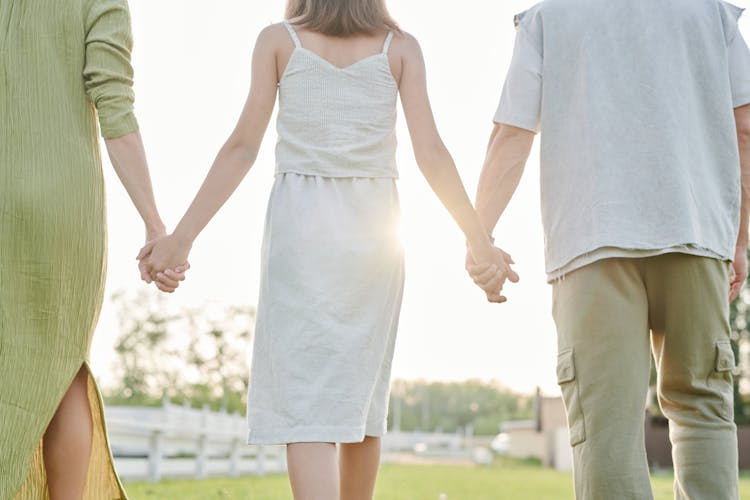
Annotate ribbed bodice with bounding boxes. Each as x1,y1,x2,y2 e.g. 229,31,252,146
275,21,399,179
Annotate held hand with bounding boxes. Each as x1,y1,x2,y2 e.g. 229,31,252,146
465,245,519,303
136,237,190,293
138,231,165,284
467,260,507,303
153,263,191,294
137,233,193,293
730,245,748,302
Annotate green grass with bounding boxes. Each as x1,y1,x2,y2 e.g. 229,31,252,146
124,459,750,499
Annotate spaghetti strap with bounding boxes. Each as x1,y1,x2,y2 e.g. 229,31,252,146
283,20,302,48
382,31,394,54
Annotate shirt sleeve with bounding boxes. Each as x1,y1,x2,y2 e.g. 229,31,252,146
729,30,750,108
83,0,139,139
493,18,543,133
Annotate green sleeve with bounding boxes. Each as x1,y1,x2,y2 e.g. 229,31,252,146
83,0,139,139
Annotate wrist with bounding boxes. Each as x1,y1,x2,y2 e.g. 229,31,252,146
173,224,197,246
144,220,166,238
467,237,496,265
466,234,495,248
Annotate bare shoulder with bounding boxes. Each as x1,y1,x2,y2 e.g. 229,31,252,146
255,22,294,53
390,30,423,60
388,30,426,85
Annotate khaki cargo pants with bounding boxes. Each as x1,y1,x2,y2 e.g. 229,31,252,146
552,254,739,499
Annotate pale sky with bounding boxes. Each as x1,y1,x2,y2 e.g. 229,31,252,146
90,1,749,396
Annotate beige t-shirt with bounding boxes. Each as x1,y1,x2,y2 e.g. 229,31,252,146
494,0,750,281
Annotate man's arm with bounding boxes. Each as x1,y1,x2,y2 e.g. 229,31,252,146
474,123,536,235
731,104,750,301
466,123,534,301
467,8,541,299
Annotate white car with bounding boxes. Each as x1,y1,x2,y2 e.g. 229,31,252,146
490,432,511,455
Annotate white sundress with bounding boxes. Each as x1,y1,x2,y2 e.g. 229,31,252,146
246,21,405,444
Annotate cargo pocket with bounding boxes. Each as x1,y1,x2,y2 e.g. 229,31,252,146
712,341,735,422
557,348,586,446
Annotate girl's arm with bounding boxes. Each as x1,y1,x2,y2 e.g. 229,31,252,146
139,26,280,276
396,33,517,300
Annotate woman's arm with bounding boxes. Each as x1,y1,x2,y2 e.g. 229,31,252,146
140,25,280,275
83,0,186,290
105,131,192,290
396,33,517,300
105,130,165,239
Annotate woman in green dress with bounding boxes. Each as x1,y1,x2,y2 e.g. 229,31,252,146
0,0,186,498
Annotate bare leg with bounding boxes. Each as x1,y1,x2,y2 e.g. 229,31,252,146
339,436,381,500
43,365,92,500
287,442,339,500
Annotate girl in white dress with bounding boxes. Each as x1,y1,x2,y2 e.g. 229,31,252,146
139,0,515,498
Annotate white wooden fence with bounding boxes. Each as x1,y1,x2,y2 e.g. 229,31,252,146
105,399,286,482
106,399,474,482
382,430,464,452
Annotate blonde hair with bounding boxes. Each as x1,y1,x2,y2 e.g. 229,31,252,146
285,0,399,37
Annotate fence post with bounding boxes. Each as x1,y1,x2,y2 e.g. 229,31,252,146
148,429,164,483
196,404,209,479
146,396,171,483
465,423,474,450
162,396,174,431
256,445,266,476
230,437,241,477
279,445,288,471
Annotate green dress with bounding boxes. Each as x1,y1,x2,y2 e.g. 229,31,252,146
1,0,138,497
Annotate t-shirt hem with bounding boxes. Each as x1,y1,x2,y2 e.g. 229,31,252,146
546,245,731,283
734,93,750,109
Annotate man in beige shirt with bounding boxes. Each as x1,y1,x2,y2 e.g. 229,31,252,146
470,1,750,498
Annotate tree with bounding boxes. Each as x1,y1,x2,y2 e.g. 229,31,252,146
105,289,255,413
387,379,534,435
